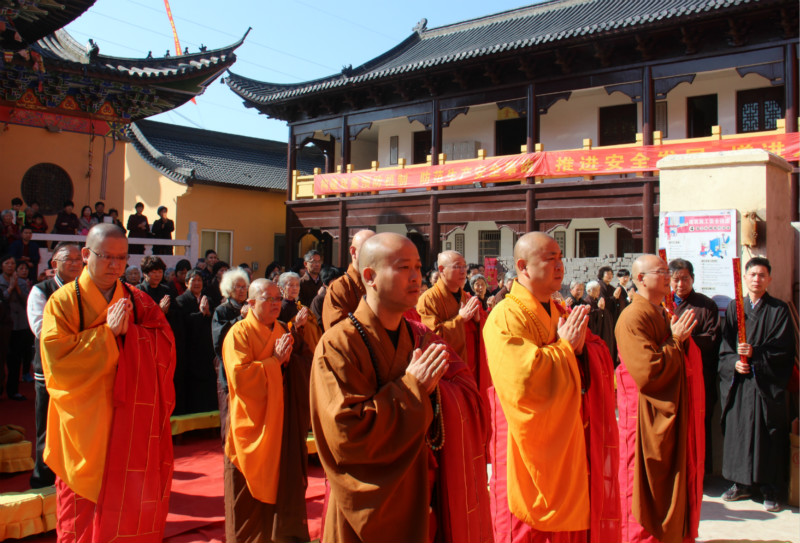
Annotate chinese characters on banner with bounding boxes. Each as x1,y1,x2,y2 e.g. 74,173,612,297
659,209,737,310
314,132,799,196
483,257,498,290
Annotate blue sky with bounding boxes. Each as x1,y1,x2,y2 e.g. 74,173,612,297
64,0,537,142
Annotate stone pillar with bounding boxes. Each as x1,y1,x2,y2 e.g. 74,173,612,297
658,149,794,303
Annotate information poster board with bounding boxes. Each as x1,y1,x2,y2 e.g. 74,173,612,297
659,209,737,310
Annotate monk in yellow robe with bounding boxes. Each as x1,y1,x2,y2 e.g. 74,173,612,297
41,224,175,543
483,232,620,543
417,250,492,405
615,255,703,543
322,229,374,330
223,278,311,543
311,233,492,543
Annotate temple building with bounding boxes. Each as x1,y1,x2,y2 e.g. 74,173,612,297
226,0,798,270
0,0,246,226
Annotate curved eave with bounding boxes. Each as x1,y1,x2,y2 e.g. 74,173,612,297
226,0,771,106
0,0,97,51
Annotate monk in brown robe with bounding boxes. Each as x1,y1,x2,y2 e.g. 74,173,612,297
222,278,311,543
417,250,491,405
310,233,492,543
615,255,704,543
322,229,374,330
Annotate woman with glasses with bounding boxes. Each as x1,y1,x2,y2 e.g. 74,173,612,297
277,271,322,365
212,268,250,444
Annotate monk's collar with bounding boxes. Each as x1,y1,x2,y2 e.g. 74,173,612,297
436,277,461,296
509,281,552,311
246,309,275,331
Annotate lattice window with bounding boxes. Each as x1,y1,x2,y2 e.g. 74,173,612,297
454,233,465,255
737,87,784,133
201,230,232,263
478,230,501,262
21,163,73,215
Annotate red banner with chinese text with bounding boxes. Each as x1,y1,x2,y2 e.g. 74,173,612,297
314,132,799,196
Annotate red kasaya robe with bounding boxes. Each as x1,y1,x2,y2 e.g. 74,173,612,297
42,275,175,543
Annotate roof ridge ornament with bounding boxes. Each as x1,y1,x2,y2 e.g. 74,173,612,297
413,18,427,34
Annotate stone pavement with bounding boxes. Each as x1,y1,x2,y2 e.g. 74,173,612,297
699,476,799,543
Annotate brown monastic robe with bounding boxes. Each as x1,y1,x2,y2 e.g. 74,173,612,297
615,293,693,543
322,264,365,330
417,278,468,362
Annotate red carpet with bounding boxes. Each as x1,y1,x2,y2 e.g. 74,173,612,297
1,381,325,542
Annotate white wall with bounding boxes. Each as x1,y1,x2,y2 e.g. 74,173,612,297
547,218,621,258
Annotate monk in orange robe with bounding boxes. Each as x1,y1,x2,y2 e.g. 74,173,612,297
322,229,374,330
41,224,175,543
311,233,492,543
615,254,704,543
223,278,311,543
417,250,492,406
483,232,620,543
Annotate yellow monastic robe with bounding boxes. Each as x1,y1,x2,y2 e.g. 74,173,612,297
483,281,590,532
41,270,126,502
223,310,286,504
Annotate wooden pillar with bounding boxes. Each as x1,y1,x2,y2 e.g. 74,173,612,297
431,99,441,166
338,200,348,268
526,83,538,152
340,116,351,169
285,126,297,265
641,66,655,146
785,44,798,222
642,180,654,253
429,195,439,266
525,189,536,233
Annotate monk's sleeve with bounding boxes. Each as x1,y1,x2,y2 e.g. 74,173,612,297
751,303,795,397
321,284,346,331
223,325,284,504
41,294,118,401
615,312,682,411
311,338,432,467
718,301,739,387
417,293,466,354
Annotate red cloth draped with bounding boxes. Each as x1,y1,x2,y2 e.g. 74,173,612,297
58,289,176,543
616,339,704,543
488,330,619,543
464,313,493,416
409,320,494,543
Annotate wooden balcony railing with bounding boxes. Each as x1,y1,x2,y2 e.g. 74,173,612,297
291,119,797,200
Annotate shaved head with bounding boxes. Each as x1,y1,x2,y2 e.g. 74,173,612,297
248,278,282,324
86,223,127,251
360,232,413,273
360,233,423,326
631,255,664,280
513,232,554,265
632,254,671,304
513,232,564,302
437,250,463,268
249,278,275,299
350,229,376,271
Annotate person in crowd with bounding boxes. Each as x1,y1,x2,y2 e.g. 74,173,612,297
23,200,40,223
78,205,98,235
719,257,795,512
464,263,480,294
616,269,633,313
26,241,83,488
669,258,721,474
2,210,21,244
137,256,171,315
212,267,250,445
427,269,440,288
9,226,40,275
470,273,490,311
205,261,230,309
107,208,123,229
124,266,141,285
238,263,253,280
165,267,176,285
172,268,217,415
491,268,515,309
151,206,175,255
298,250,323,307
264,261,283,281
584,280,610,342
11,197,25,227
0,255,31,400
278,271,322,353
171,259,191,296
565,279,589,308
483,232,620,542
201,250,219,287
91,201,107,224
41,224,175,542
29,212,48,234
223,278,312,543
310,233,492,543
53,201,80,236
418,250,491,406
615,254,704,543
311,266,342,329
596,266,618,362
321,229,375,330
16,261,32,294
126,202,150,254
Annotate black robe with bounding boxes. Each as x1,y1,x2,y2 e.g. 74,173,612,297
137,281,172,307
719,292,796,488
172,291,218,415
151,218,174,255
598,281,618,361
212,300,243,443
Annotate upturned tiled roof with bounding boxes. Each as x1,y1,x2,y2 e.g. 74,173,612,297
127,120,324,191
0,0,96,50
226,0,771,105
